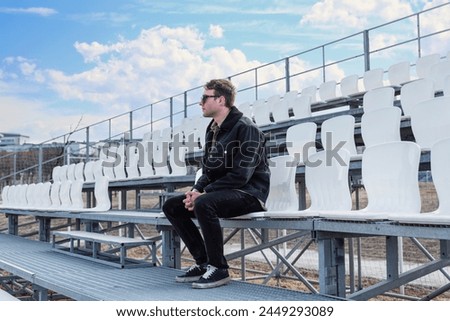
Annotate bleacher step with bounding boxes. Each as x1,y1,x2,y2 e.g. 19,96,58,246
51,230,156,269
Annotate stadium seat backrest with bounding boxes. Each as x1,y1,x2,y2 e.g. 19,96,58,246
69,179,84,210
306,149,352,212
410,96,450,150
362,141,421,213
301,85,317,103
319,80,337,102
363,68,385,91
286,122,317,164
264,155,298,211
271,99,291,123
252,98,273,127
428,60,450,92
430,137,450,214
361,107,401,148
125,143,141,179
50,181,62,208
340,74,361,97
388,61,411,86
169,146,188,176
291,95,312,120
74,162,85,182
362,86,395,113
321,115,357,156
400,78,434,117
91,176,111,211
415,53,440,79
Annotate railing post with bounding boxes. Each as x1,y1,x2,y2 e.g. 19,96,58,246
184,91,188,119
254,68,258,100
38,145,43,183
150,104,153,132
285,57,290,93
321,45,326,82
86,126,90,162
129,111,133,141
363,29,370,71
13,153,17,185
170,97,174,128
416,13,422,57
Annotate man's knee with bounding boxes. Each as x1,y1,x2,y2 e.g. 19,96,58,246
162,195,182,216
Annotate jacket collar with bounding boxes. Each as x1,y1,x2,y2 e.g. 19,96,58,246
207,106,242,132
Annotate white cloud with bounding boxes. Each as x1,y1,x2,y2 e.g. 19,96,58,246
0,7,57,17
43,25,262,113
209,24,224,38
300,0,413,30
1,25,271,142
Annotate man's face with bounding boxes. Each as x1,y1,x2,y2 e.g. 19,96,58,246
200,89,220,118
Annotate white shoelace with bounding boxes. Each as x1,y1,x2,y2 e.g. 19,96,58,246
202,265,218,279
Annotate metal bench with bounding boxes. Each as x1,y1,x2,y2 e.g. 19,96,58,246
51,230,157,269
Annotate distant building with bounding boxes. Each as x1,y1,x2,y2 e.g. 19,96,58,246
0,133,30,146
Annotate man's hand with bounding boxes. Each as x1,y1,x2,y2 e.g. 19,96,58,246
183,190,204,211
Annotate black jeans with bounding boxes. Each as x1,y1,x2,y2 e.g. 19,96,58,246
162,189,264,269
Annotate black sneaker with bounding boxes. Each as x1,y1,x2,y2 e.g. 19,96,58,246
192,265,230,289
175,264,207,283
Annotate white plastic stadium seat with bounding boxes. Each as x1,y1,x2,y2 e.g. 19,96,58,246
301,85,317,103
361,107,401,149
291,95,312,120
266,148,352,219
238,102,253,120
428,59,450,92
319,141,421,220
340,74,362,97
252,98,273,127
125,143,141,179
399,78,434,118
168,146,188,176
388,137,450,224
388,60,411,86
285,122,317,165
363,68,385,91
271,99,291,123
152,141,170,176
415,53,440,79
318,80,338,102
362,86,395,113
237,155,299,218
320,114,357,157
409,96,450,150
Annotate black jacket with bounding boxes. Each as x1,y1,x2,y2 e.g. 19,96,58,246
193,106,270,205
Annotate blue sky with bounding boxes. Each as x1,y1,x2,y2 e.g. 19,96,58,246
0,0,449,143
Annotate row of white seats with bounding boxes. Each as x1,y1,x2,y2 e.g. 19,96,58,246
0,176,110,212
239,53,450,127
285,93,450,165
241,137,450,225
52,142,190,184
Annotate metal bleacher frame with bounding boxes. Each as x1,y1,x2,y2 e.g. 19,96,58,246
1,4,450,301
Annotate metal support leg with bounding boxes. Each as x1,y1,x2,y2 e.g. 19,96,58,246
32,284,48,301
38,217,51,242
159,226,180,268
318,237,346,297
7,215,18,235
386,236,399,279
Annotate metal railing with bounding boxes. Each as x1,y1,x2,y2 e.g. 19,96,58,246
1,2,449,187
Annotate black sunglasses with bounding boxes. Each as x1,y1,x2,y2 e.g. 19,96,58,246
201,94,220,103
